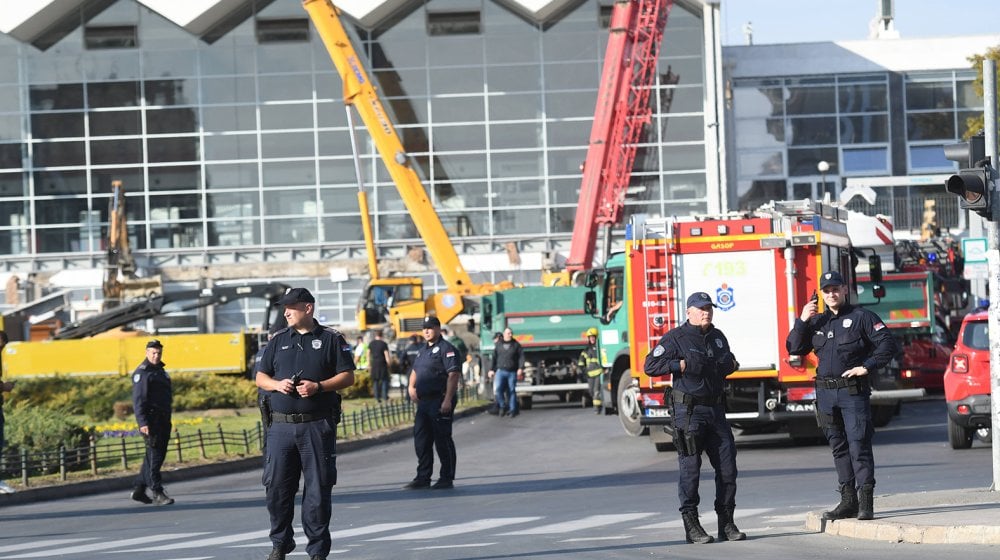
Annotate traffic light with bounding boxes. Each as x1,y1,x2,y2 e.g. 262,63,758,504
943,135,994,221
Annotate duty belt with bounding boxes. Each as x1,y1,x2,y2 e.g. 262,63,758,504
672,390,723,407
816,376,864,390
271,411,332,423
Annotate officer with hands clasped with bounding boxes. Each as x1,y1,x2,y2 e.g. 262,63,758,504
255,288,356,560
644,292,745,544
786,270,898,522
130,339,174,506
404,315,462,490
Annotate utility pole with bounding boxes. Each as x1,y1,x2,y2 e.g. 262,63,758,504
984,58,999,492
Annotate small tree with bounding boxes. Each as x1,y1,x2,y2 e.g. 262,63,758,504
964,45,1000,139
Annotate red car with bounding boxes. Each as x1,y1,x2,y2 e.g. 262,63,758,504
943,310,992,449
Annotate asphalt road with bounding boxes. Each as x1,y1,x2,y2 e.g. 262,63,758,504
0,397,995,560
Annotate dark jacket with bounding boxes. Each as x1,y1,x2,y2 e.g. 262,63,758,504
786,303,898,380
491,339,525,372
643,321,738,398
132,359,172,428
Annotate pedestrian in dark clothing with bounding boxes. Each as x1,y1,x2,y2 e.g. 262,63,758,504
488,327,525,417
644,292,745,544
404,315,462,490
786,270,898,522
399,335,423,400
130,339,174,506
256,287,356,560
367,331,391,402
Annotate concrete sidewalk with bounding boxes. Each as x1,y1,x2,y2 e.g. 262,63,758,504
806,487,1000,545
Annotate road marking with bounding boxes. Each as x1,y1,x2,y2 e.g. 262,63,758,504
500,513,657,535
633,508,772,530
121,530,271,551
370,517,541,540
0,540,95,555
560,535,635,542
411,543,498,550
0,534,211,558
228,522,435,549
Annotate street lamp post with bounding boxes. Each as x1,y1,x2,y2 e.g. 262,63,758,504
817,160,830,197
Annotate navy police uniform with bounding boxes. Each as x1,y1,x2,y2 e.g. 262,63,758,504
258,304,354,559
785,273,897,492
131,340,172,500
409,317,462,487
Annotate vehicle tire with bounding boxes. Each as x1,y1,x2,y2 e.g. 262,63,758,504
617,370,648,437
947,415,974,449
871,404,895,428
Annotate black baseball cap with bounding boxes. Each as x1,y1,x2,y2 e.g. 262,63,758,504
421,315,441,329
686,292,715,309
146,339,163,349
820,271,846,289
277,287,315,305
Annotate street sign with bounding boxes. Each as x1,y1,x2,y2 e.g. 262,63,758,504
963,261,989,279
962,237,988,263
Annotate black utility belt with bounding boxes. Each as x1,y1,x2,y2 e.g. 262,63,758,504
672,391,723,407
271,411,332,423
816,376,866,390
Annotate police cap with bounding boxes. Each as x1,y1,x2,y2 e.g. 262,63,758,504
820,270,846,289
277,287,315,305
421,315,441,329
685,292,716,309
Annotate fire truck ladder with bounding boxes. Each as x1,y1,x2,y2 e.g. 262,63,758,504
566,0,673,272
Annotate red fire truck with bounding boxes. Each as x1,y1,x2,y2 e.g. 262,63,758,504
623,200,925,450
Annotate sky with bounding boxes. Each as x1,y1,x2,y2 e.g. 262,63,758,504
720,0,1000,46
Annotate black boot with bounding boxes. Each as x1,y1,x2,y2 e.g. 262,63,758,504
151,490,174,506
717,508,746,541
822,484,858,520
857,484,875,520
681,511,714,544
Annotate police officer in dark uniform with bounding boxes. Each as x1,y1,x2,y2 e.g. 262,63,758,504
644,292,744,544
255,288,356,560
786,270,897,522
404,315,462,490
130,339,174,506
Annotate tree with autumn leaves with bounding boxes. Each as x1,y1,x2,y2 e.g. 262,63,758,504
964,45,1000,140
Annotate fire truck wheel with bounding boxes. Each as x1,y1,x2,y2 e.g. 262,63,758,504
616,369,647,437
947,415,974,449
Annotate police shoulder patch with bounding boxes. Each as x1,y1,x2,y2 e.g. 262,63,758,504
715,339,724,348
312,339,322,350
432,346,440,354
132,373,141,384
873,322,886,331
652,345,665,357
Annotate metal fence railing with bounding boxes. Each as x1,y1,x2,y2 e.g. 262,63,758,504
0,386,478,488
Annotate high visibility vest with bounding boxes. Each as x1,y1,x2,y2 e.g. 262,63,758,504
578,346,602,377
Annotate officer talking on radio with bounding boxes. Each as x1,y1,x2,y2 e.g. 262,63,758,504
786,270,898,522
255,287,355,560
644,292,745,544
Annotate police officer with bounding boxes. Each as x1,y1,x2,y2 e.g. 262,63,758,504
404,315,462,490
644,292,744,544
255,288,356,560
130,339,174,506
578,327,603,414
786,270,897,522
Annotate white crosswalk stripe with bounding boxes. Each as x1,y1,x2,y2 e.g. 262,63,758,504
120,530,271,552
369,517,541,541
0,539,96,556
500,513,658,535
0,534,211,559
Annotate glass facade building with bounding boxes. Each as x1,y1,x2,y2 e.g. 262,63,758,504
0,0,723,329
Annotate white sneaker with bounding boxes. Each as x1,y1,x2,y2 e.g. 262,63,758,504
0,481,16,494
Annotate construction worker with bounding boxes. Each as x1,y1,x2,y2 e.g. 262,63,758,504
578,328,604,414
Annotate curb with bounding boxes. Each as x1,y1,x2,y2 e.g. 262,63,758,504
805,510,1000,545
0,404,490,508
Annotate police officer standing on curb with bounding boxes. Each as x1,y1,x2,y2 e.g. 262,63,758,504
130,339,174,506
256,288,356,560
404,315,461,490
644,292,745,544
786,270,897,522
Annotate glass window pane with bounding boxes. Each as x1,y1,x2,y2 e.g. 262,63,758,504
321,215,363,243
429,67,484,95
259,74,311,102
260,103,314,130
737,151,784,177
374,68,428,98
491,176,544,206
435,153,487,181
842,148,888,174
432,124,486,151
203,105,257,132
206,162,259,189
0,172,26,196
150,193,202,219
910,145,950,170
958,110,981,138
546,119,589,147
906,81,953,110
208,191,260,218
734,117,784,148
544,91,594,119
547,147,587,176
262,161,315,187
34,170,87,195
485,35,540,65
661,144,706,172
89,110,140,136
430,96,484,122
37,225,92,253
261,132,314,158
145,79,198,106
493,207,545,234
787,147,837,176
542,31,599,62
33,141,86,167
732,87,784,118
205,134,259,160
486,64,541,93
91,138,142,165
489,122,542,150
543,61,598,90
265,217,317,244
143,50,197,78
87,81,140,108
838,83,887,112
36,198,88,225
0,114,20,141
662,173,706,199
735,179,785,212
147,108,198,134
32,113,85,138
839,115,888,144
0,144,23,169
907,112,954,141
488,93,541,121
202,77,257,104
661,115,704,143
664,85,704,114
429,35,484,66
91,168,144,198
208,219,260,246
149,165,200,192
789,116,837,146
147,137,198,162
956,81,981,109
785,86,835,115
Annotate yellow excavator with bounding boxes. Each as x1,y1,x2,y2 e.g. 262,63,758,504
303,0,512,338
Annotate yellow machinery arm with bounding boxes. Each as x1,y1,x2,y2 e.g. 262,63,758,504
304,0,493,296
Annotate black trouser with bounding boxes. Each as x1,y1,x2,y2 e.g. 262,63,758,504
262,417,338,559
136,414,171,492
413,396,456,483
674,402,738,514
816,385,875,488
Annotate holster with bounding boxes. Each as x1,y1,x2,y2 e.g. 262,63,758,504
674,427,701,457
330,392,343,425
259,393,272,430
